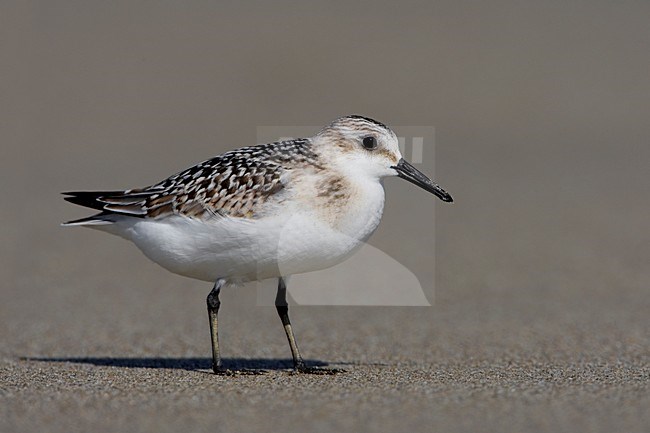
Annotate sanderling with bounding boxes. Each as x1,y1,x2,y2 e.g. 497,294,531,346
63,115,453,375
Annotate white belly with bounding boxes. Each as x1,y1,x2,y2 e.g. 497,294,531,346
101,181,386,283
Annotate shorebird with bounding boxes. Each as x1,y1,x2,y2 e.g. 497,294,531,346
63,115,453,374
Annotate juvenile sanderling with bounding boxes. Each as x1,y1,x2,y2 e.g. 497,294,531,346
63,115,453,375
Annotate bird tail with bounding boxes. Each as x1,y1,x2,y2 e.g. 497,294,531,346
61,212,115,226
62,190,123,211
61,191,124,226
62,189,155,226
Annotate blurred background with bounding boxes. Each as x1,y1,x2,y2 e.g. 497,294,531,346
1,1,649,432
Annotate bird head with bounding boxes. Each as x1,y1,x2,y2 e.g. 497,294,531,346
313,115,453,202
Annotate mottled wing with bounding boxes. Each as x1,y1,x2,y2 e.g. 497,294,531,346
63,139,318,221
147,153,286,219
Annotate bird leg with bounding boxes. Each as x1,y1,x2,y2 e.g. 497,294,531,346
207,280,265,376
275,277,344,375
275,277,305,370
207,279,230,375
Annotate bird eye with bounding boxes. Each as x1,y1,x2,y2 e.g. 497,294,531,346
362,136,377,150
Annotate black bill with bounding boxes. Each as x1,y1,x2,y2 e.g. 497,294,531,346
391,158,453,202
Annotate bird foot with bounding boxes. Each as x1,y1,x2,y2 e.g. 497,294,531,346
213,367,267,376
293,365,346,375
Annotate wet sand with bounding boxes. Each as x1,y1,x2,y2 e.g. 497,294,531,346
2,1,649,432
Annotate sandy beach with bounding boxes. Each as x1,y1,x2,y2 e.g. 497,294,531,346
1,1,649,432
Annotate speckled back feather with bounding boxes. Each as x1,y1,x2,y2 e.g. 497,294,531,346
63,139,320,221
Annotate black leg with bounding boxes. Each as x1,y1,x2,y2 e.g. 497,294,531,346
207,280,227,374
275,277,306,370
275,277,344,375
207,280,266,376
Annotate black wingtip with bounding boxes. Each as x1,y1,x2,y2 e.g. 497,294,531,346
62,191,107,211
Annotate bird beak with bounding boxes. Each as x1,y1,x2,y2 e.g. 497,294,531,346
391,158,453,202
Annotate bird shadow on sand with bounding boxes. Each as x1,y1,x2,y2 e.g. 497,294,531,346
23,356,338,372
